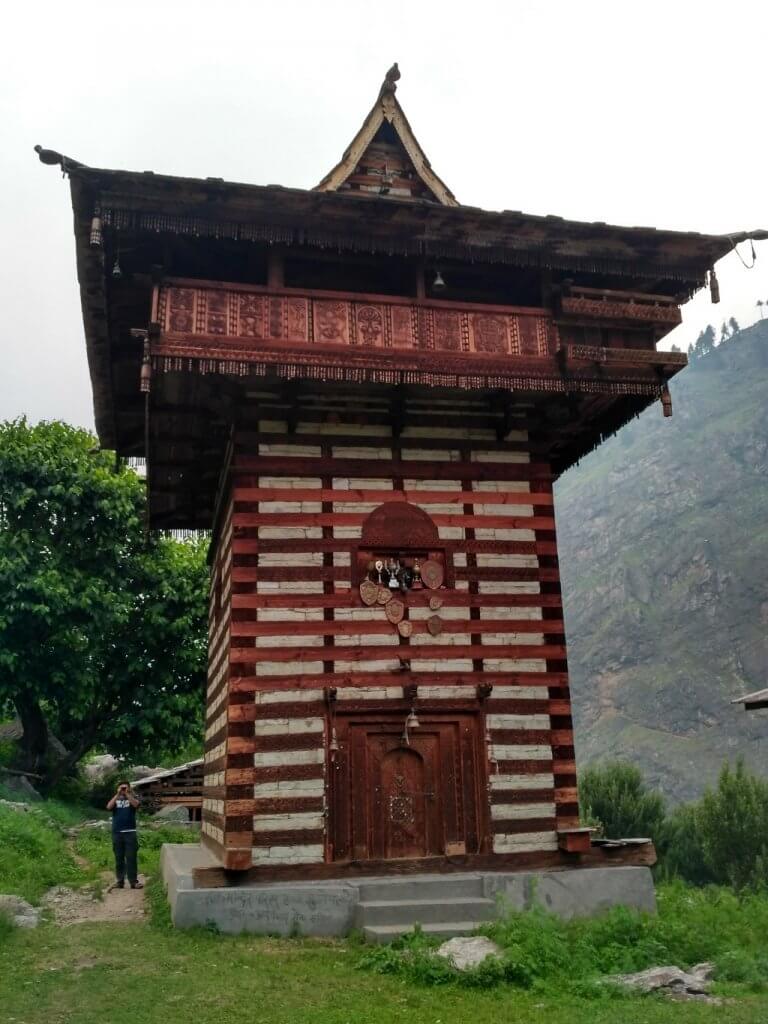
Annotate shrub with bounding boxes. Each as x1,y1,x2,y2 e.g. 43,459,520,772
358,884,768,991
697,759,768,891
579,761,666,842
659,802,715,886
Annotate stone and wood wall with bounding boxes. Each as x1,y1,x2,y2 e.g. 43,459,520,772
202,390,578,874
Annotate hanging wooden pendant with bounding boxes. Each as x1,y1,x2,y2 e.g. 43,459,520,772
427,614,443,636
377,586,393,605
429,595,443,611
360,579,378,606
397,620,413,638
386,598,405,624
421,559,444,590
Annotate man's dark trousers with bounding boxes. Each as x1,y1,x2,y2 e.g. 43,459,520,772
113,832,138,886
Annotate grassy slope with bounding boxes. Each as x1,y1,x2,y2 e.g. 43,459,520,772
556,322,768,800
1,803,768,1021
0,918,766,1024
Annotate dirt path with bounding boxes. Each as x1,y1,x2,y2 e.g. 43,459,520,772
41,873,146,926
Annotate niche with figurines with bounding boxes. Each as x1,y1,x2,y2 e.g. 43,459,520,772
353,503,453,634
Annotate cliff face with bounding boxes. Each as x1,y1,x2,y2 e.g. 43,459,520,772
556,320,768,802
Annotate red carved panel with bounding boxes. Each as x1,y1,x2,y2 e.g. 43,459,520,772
314,300,349,344
561,295,682,326
158,282,559,362
471,313,509,354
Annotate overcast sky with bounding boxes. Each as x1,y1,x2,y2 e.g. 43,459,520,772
2,0,766,432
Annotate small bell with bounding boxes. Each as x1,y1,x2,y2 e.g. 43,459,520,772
111,256,123,279
661,385,672,418
709,268,720,304
406,708,420,730
432,269,446,292
89,205,102,249
139,337,152,394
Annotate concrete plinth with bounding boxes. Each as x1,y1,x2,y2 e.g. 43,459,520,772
161,844,656,939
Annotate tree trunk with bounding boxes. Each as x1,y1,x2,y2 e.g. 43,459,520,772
13,692,50,776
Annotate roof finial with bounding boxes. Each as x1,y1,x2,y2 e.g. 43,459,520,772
380,62,401,97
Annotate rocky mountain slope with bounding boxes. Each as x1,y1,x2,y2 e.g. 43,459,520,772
556,319,768,801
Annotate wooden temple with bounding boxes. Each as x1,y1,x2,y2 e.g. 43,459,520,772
41,67,746,882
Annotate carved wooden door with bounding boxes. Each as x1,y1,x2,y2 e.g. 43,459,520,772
330,713,485,863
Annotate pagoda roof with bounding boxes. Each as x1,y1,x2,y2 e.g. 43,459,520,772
313,63,458,206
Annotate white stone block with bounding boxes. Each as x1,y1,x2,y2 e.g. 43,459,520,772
492,832,558,853
491,803,556,821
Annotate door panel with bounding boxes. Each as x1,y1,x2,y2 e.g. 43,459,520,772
331,712,484,862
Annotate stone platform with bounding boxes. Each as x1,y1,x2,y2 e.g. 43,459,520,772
160,844,656,941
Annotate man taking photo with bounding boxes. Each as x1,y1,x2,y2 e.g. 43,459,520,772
106,781,143,890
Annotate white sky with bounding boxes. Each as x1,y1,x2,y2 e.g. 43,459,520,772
2,0,767,431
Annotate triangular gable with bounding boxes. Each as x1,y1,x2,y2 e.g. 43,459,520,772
314,65,458,206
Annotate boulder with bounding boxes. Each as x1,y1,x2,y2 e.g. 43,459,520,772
0,894,41,929
608,964,718,1002
0,773,42,802
152,804,192,822
83,754,120,781
436,936,502,972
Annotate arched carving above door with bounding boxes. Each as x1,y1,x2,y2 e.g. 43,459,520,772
360,502,439,549
354,501,452,591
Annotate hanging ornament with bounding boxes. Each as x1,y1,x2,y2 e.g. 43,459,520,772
421,559,444,590
429,595,443,611
360,579,378,606
397,620,413,638
89,205,102,248
386,598,405,624
427,614,443,636
709,268,720,304
661,385,673,418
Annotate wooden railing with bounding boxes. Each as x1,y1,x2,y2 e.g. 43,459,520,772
154,279,557,359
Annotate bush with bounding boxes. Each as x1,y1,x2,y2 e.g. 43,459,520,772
358,883,768,991
659,802,715,886
697,759,768,890
579,761,666,842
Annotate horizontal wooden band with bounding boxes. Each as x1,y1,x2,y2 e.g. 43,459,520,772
228,670,569,690
233,455,553,481
230,593,563,610
229,642,567,663
230,619,564,638
232,487,554,506
251,828,324,847
231,511,555,530
491,817,556,834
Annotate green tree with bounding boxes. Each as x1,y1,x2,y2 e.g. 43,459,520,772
728,316,740,336
0,419,208,789
697,759,768,890
659,802,715,886
579,761,666,842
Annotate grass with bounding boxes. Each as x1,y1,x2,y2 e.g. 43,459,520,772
0,800,92,904
359,884,768,994
2,800,768,1022
2,919,768,1024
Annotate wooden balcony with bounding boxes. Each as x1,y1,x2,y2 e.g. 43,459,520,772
153,279,557,364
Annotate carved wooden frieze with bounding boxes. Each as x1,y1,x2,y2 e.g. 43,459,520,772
566,344,687,367
157,282,555,359
561,295,682,326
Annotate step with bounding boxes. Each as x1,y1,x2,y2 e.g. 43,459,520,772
356,896,496,928
363,921,486,944
356,873,484,903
